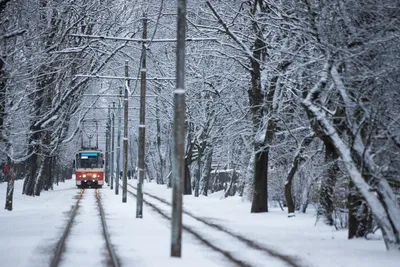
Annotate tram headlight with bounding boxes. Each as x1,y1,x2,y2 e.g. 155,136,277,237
92,174,97,178
82,174,86,178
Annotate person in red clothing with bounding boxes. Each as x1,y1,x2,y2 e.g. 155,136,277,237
3,164,9,175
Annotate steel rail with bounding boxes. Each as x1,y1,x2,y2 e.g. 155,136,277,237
95,189,120,267
50,189,85,267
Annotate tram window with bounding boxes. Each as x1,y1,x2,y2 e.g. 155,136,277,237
78,152,101,168
90,158,97,168
81,159,89,168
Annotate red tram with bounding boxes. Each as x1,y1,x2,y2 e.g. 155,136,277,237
74,149,105,188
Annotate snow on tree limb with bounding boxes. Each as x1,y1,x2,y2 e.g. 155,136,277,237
302,97,399,250
302,63,400,250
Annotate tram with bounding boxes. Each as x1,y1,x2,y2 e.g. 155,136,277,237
74,148,105,188
74,120,105,188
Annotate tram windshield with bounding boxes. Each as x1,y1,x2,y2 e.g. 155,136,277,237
76,151,103,169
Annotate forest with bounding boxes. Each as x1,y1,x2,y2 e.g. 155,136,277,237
1,0,400,250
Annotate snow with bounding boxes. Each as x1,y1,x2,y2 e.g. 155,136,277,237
0,179,399,267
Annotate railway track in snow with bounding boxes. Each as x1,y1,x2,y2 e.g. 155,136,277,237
126,183,307,267
50,188,120,267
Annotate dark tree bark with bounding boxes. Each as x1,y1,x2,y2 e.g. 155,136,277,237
44,156,54,191
0,0,12,13
4,157,14,211
285,134,314,216
184,159,192,195
183,123,194,195
194,144,201,197
348,179,374,238
224,170,238,198
0,58,6,133
201,146,213,196
156,86,165,185
251,144,270,212
248,5,270,213
317,138,339,226
23,126,40,195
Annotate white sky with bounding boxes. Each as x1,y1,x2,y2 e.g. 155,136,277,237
0,179,399,267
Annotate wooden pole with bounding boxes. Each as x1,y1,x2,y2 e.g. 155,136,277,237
136,14,147,218
115,89,122,195
107,106,112,185
171,0,186,257
110,102,115,190
105,110,110,185
122,61,129,203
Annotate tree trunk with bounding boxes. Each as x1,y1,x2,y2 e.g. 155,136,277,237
156,86,165,184
4,157,14,211
348,179,359,238
184,159,192,195
34,157,45,196
166,171,172,189
43,156,53,191
300,176,313,213
194,145,201,197
201,146,213,196
285,134,314,216
317,139,339,225
183,123,194,195
23,140,39,196
0,58,6,133
285,180,295,215
224,170,237,198
249,44,270,213
251,146,269,213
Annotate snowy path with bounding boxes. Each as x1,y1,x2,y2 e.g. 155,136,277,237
0,183,79,267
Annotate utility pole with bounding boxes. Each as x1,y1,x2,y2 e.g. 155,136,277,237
115,89,122,195
107,106,111,185
110,102,115,190
136,13,147,218
122,61,129,203
108,106,112,186
105,112,110,185
171,0,186,257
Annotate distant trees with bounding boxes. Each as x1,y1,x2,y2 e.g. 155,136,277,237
21,0,102,195
0,0,141,197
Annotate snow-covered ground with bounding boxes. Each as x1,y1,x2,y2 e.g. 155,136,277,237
0,178,399,267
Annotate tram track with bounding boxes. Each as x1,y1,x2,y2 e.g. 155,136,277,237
50,188,120,267
126,183,307,267
95,188,120,267
50,189,84,267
